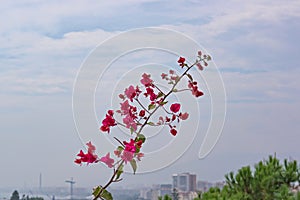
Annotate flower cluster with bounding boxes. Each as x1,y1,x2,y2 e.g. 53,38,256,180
74,142,98,165
188,81,204,97
74,51,211,200
100,110,116,133
114,139,144,164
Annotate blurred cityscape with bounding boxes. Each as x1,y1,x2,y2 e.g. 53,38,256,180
0,172,224,200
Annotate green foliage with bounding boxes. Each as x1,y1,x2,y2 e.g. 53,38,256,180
10,190,19,200
197,155,300,200
158,194,172,200
92,186,113,200
148,103,156,110
296,192,300,200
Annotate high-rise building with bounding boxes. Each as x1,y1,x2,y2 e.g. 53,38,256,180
172,173,197,192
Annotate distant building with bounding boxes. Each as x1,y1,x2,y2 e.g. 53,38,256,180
160,184,172,197
172,173,197,192
139,185,161,200
197,180,225,192
197,180,213,192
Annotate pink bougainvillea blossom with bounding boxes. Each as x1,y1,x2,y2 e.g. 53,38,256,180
74,142,99,165
135,140,143,149
170,128,177,136
140,73,153,87
177,57,185,67
114,149,121,157
136,152,144,161
161,73,168,79
196,62,203,71
123,139,136,153
121,150,134,164
100,153,114,168
125,85,137,102
188,81,204,97
179,112,189,120
139,110,146,117
144,87,157,101
86,141,96,153
100,110,116,133
170,103,181,113
123,114,137,131
119,94,125,100
120,100,130,115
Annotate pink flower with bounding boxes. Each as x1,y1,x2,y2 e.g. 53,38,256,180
120,100,130,115
100,153,114,168
170,75,179,81
177,57,185,67
170,103,181,113
196,62,203,71
123,115,137,131
119,94,125,100
136,152,144,161
188,81,204,98
144,87,157,101
125,85,137,102
100,110,116,133
170,128,177,136
123,139,136,153
179,112,189,120
74,142,99,165
136,140,143,149
114,150,121,157
121,151,134,164
86,141,96,153
161,73,168,79
140,73,153,86
139,110,146,117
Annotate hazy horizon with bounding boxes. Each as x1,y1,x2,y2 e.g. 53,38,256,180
1,0,300,190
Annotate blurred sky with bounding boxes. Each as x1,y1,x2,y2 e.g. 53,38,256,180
1,0,300,189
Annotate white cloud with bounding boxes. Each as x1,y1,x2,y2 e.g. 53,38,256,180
0,29,118,95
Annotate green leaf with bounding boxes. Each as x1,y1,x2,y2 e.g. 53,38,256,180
136,134,146,143
92,186,102,198
147,122,155,126
135,148,140,153
157,92,164,98
101,189,113,200
207,55,212,61
115,164,124,181
148,104,156,110
186,73,193,81
160,101,168,105
130,159,137,174
117,146,124,151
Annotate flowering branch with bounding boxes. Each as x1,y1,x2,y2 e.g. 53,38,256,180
74,51,211,200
